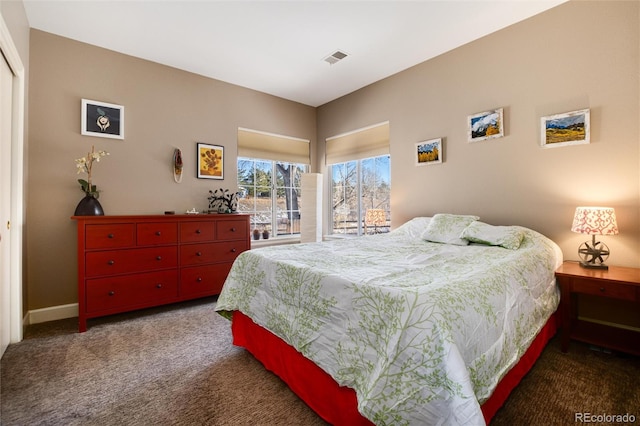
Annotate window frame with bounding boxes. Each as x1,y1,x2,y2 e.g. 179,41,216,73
237,157,309,239
329,154,390,236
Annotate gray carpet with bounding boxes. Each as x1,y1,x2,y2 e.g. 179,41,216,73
1,298,638,425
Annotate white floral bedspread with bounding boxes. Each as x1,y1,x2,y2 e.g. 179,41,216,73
216,217,563,425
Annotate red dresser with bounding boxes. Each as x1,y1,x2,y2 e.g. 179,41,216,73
72,214,250,332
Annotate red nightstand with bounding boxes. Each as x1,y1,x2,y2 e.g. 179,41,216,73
555,261,640,355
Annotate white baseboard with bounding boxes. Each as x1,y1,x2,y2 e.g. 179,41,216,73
26,303,78,325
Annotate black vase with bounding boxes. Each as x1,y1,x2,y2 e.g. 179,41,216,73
74,195,104,216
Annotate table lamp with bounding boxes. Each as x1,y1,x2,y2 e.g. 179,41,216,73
571,206,618,269
364,209,386,234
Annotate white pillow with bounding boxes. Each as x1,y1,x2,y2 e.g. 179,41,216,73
460,221,525,250
421,213,480,246
393,217,432,238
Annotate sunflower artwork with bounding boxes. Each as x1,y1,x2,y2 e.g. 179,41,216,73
197,143,224,180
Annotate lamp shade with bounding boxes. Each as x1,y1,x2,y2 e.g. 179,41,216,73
571,207,619,236
364,209,386,226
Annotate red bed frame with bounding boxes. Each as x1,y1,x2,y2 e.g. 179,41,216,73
231,310,558,425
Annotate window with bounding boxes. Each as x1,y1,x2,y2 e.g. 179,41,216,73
331,154,390,235
237,158,308,237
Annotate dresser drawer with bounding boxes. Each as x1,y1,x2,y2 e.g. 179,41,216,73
86,224,135,249
180,263,232,297
180,241,248,266
86,246,178,277
75,214,250,331
180,221,216,243
86,270,178,313
572,279,637,302
217,219,248,241
137,222,178,246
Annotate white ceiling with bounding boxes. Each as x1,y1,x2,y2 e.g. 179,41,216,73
22,0,567,107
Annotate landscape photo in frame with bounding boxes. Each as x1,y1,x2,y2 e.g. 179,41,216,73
415,138,443,166
468,108,504,142
541,109,590,148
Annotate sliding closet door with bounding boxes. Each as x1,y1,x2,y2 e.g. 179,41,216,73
0,53,13,357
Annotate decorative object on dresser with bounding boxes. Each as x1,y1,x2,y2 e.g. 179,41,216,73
72,214,250,332
570,206,619,269
74,145,109,216
208,188,239,213
556,261,640,356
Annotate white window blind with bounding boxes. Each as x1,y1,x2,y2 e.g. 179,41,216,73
325,122,389,165
238,128,310,164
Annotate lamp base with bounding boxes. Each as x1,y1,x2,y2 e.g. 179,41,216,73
579,261,609,270
577,236,610,270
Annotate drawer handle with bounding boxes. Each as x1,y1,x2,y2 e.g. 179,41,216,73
108,291,115,296
231,248,237,253
197,277,203,282
156,283,163,289
107,233,114,239
196,251,202,256
155,231,162,236
196,229,201,234
107,260,115,265
231,227,236,232
156,256,162,261
600,287,605,292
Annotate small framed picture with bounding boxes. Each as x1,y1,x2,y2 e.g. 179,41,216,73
81,99,124,139
197,143,224,180
468,108,504,142
541,109,590,148
415,138,443,166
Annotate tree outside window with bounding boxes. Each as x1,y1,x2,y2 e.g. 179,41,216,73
331,155,390,235
237,158,308,237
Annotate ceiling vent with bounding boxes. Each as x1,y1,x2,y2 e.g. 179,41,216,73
323,50,348,65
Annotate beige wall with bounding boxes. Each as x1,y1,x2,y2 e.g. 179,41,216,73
318,0,640,268
28,30,316,309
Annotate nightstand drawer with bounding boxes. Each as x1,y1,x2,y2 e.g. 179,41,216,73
572,279,636,301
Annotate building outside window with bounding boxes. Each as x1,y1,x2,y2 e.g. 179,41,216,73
330,154,390,236
237,158,308,237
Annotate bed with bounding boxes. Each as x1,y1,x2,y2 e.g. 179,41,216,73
215,214,563,425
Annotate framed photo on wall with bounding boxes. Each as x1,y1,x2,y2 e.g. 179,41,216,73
415,138,443,166
197,143,224,180
81,99,124,139
468,108,504,142
540,108,590,148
